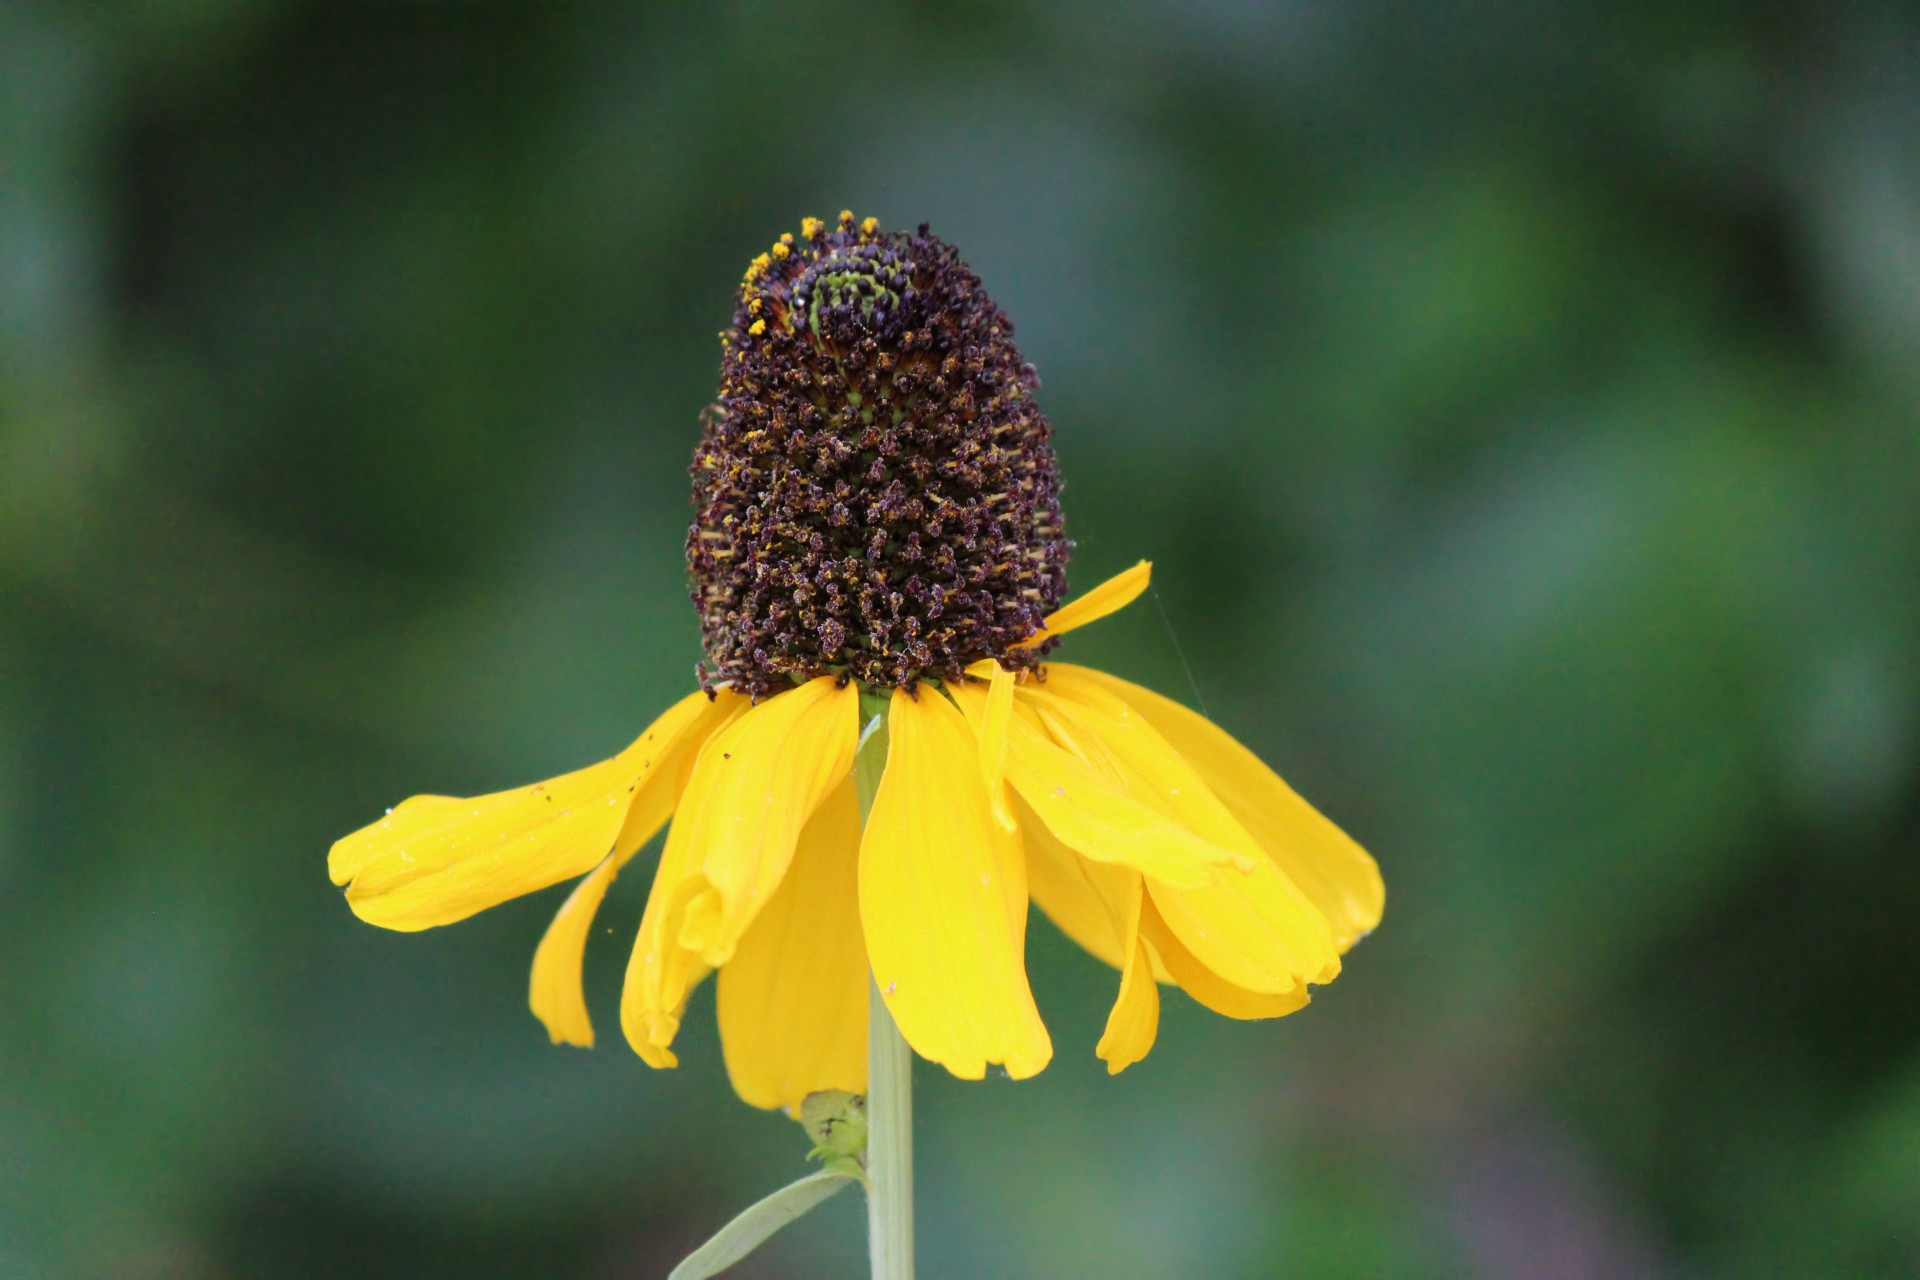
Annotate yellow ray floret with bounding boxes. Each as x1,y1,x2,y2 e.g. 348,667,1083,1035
1020,800,1135,970
976,658,1018,832
1020,682,1339,995
1139,893,1310,1020
948,681,1236,889
1017,559,1151,648
530,852,623,1047
1050,664,1384,950
623,781,715,1068
718,781,869,1112
623,676,857,1065
678,676,860,966
1021,813,1161,1072
861,687,1052,1081
329,689,739,932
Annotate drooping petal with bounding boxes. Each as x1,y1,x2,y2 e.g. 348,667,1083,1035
622,831,712,1069
608,692,746,862
1022,806,1125,968
1139,893,1311,1021
1020,804,1163,1071
860,687,1051,1081
331,689,738,932
622,725,738,1067
529,853,621,1047
526,694,749,1048
1098,931,1162,1074
717,782,869,1112
978,659,1018,832
1052,740,1336,990
1025,682,1339,995
679,676,860,966
1017,560,1152,647
621,679,858,1067
1029,742,1313,1024
1052,664,1384,951
948,682,1233,890
634,963,710,1068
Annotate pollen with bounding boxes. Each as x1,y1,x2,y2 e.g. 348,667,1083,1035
688,219,1069,696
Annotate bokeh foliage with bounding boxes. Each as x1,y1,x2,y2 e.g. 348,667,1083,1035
4,3,1918,1277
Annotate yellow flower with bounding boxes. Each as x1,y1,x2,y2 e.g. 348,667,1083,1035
329,561,1382,1109
327,218,1383,1113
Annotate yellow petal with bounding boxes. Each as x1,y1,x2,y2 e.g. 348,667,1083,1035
622,680,856,1066
525,695,749,1048
528,853,620,1047
1017,560,1151,647
1053,664,1383,950
948,683,1233,889
682,677,860,966
717,782,869,1112
1140,893,1310,1020
622,738,734,1067
1021,802,1172,981
1027,685,1338,994
608,693,748,863
631,959,709,1068
332,689,738,932
860,687,1052,1080
1024,683,1253,867
326,793,457,886
1013,683,1334,998
1022,802,1125,967
1018,804,1161,1071
978,659,1018,832
1098,931,1161,1074
622,834,713,1069
1031,745,1308,1026
1073,837,1158,1075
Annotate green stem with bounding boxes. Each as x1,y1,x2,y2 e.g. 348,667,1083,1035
854,691,914,1280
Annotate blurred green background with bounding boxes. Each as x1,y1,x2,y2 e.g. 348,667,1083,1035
4,3,1919,1277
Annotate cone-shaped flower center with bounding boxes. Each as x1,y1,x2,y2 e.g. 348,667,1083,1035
688,212,1069,697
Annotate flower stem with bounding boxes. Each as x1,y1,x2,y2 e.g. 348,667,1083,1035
854,692,914,1280
865,976,915,1280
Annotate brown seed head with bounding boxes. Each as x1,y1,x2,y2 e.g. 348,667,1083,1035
688,214,1070,696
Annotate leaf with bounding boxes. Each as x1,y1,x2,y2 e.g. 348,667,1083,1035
666,1172,860,1280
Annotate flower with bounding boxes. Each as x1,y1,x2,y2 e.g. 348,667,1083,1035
329,213,1383,1112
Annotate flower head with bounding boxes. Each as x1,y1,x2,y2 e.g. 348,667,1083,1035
329,215,1383,1113
691,211,1066,696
